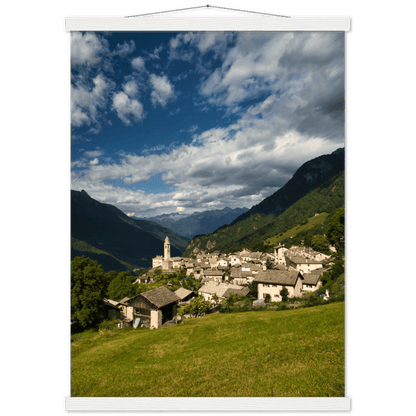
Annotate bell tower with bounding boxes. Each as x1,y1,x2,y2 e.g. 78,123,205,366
164,236,171,260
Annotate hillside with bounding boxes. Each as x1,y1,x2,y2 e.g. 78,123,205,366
139,206,249,238
71,190,189,270
182,170,344,256
71,237,134,272
71,302,345,397
230,148,344,225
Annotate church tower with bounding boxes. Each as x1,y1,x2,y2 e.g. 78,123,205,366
164,236,171,260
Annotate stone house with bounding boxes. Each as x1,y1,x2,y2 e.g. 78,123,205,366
198,281,247,303
193,266,203,279
170,257,183,269
217,258,230,268
203,270,225,283
174,287,197,304
301,268,328,293
126,286,180,328
228,255,242,266
134,275,150,284
253,270,304,302
284,253,325,274
274,244,288,266
230,268,253,285
184,262,195,276
239,249,252,261
152,255,163,269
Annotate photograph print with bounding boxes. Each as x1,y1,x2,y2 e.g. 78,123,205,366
70,30,345,397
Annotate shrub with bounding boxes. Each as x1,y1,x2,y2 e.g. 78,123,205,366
280,287,289,302
98,319,119,333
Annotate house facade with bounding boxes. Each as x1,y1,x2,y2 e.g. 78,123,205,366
254,270,304,302
285,253,325,274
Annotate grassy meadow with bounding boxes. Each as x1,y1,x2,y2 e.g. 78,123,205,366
71,302,344,397
265,212,329,247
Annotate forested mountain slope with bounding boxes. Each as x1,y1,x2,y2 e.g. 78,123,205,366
71,190,189,270
182,170,344,257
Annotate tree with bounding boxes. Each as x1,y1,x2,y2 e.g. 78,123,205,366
280,287,289,302
107,271,140,301
311,234,330,254
178,296,211,317
327,205,345,253
71,256,108,330
266,258,274,269
103,270,117,288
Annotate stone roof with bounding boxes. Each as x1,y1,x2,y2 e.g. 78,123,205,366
285,253,324,265
217,265,229,271
103,298,121,308
170,257,183,261
204,270,224,276
199,282,245,298
174,287,194,300
302,268,329,285
119,297,131,305
230,269,252,278
140,286,181,308
253,270,302,286
222,287,250,298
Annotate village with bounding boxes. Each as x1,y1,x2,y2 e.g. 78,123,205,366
102,236,337,330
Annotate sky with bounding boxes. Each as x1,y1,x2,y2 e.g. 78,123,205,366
71,31,345,218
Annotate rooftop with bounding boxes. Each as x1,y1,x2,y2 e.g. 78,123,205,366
140,286,180,308
174,287,194,300
253,270,302,286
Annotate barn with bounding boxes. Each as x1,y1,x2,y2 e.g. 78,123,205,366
127,286,180,328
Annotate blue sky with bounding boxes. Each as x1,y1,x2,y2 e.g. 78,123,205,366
71,31,345,217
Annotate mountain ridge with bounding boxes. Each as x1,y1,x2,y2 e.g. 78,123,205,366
71,190,189,271
136,206,249,238
229,148,344,226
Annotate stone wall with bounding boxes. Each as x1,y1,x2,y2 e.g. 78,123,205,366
150,310,162,329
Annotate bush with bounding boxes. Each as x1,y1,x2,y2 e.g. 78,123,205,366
98,319,119,333
303,293,324,307
280,287,289,302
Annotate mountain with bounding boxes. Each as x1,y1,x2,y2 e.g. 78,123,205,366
136,206,249,239
182,149,344,257
134,212,190,231
71,237,134,273
71,190,189,271
229,148,345,225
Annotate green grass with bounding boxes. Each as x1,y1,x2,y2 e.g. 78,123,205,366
71,302,344,397
265,212,329,246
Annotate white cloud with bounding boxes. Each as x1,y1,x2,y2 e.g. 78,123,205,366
71,32,344,217
111,40,135,57
72,107,342,217
122,80,139,97
131,56,146,72
71,74,112,128
111,91,145,126
149,74,175,108
71,32,107,66
84,150,103,158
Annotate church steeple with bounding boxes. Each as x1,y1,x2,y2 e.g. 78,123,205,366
164,236,171,260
